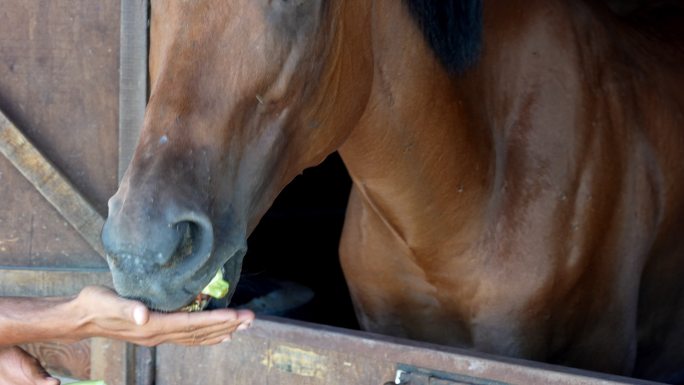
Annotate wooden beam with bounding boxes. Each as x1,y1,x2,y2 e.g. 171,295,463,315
0,268,112,296
91,338,129,385
157,316,664,385
119,0,149,180
0,110,106,258
22,341,91,380
120,2,154,384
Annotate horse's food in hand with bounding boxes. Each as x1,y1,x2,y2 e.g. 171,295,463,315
202,269,230,299
180,269,230,312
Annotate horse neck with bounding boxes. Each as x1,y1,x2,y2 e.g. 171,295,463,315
338,0,493,249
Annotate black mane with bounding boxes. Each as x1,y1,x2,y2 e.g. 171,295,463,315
405,0,483,74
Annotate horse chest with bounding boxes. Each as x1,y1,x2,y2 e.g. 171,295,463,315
340,185,554,348
339,177,650,371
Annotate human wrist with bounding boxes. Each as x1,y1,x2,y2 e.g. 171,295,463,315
61,292,96,340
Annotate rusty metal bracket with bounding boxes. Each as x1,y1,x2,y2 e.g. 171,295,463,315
386,364,512,385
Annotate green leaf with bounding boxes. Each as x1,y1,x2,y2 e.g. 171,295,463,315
201,269,230,299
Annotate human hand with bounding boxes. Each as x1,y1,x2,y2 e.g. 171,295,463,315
71,286,254,346
0,346,60,385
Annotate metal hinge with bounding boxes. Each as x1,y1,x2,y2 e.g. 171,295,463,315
384,364,511,385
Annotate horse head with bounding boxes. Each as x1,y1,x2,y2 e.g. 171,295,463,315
101,0,372,311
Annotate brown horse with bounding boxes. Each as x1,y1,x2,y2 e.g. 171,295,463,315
101,0,684,381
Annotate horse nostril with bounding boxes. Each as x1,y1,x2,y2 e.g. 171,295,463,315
166,214,214,267
102,206,214,272
172,222,193,261
169,221,199,264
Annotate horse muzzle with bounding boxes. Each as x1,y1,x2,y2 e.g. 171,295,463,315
101,193,244,311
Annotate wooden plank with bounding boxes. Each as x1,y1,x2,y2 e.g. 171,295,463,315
0,268,112,296
0,0,119,268
128,342,155,385
119,2,153,383
0,0,120,215
22,341,91,380
0,110,105,258
0,2,129,383
119,0,149,180
91,338,128,385
156,317,665,385
0,157,106,268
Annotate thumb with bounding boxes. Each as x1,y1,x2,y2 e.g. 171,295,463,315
19,349,61,385
97,288,149,326
23,355,60,385
131,303,150,326
97,287,150,325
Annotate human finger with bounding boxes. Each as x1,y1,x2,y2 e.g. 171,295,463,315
99,288,150,326
170,320,255,345
234,309,256,324
143,316,245,345
145,307,258,345
19,349,47,378
144,308,241,335
173,328,239,345
27,358,60,385
8,346,61,385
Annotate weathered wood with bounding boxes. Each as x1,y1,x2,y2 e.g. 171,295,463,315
119,2,154,384
157,317,665,385
0,110,105,258
91,338,128,385
0,268,112,296
0,154,107,268
0,2,132,383
130,343,155,385
22,341,91,380
0,0,119,268
0,0,120,213
119,0,149,180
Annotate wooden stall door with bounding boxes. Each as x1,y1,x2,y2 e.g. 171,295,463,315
156,317,665,385
0,1,148,383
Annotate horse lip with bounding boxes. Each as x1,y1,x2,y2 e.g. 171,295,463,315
177,247,246,310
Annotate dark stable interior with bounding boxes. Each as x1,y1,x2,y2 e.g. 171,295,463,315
232,152,360,330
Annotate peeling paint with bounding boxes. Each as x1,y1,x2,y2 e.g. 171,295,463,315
262,345,327,379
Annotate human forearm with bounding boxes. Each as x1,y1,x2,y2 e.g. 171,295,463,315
0,295,85,346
